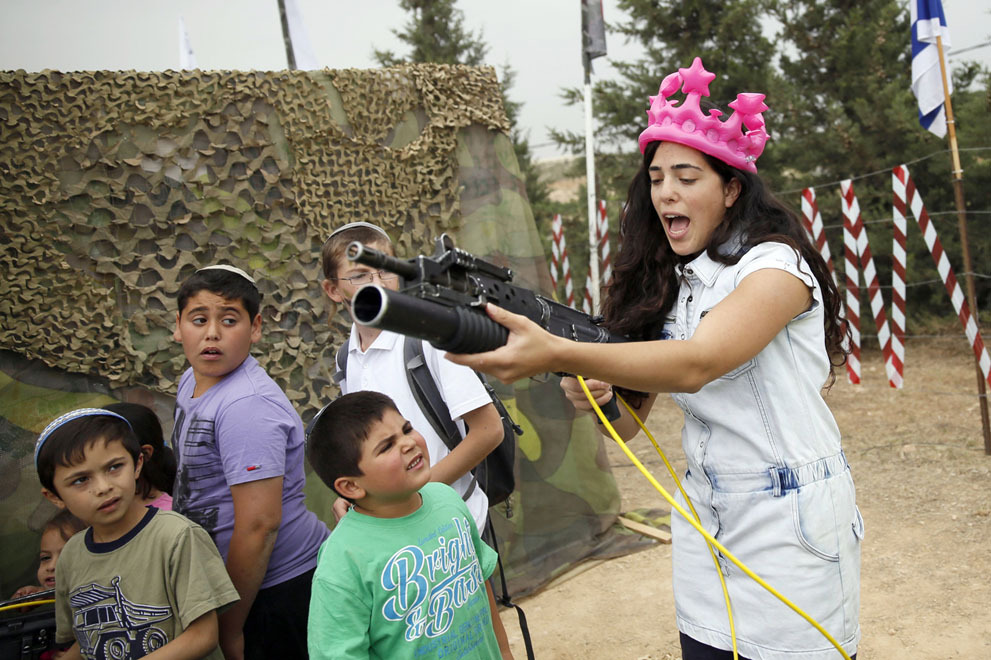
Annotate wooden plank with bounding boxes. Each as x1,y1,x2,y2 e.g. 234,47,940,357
618,515,672,543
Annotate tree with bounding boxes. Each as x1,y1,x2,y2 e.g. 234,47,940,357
546,0,780,303
551,0,781,201
373,0,549,221
552,0,990,323
373,0,487,66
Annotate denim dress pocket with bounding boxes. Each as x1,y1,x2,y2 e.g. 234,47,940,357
791,471,860,561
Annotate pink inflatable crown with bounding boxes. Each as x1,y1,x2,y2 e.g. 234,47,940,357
637,57,769,173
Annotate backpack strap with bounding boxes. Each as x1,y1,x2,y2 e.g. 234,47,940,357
333,342,348,386
486,516,535,660
403,337,478,501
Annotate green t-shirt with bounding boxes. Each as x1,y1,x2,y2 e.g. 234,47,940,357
307,482,501,660
55,508,239,660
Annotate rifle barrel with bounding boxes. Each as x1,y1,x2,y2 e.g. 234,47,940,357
346,241,419,280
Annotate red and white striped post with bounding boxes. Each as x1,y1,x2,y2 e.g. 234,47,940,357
582,272,594,315
549,214,562,292
890,172,909,388
894,165,991,387
558,219,575,309
841,180,898,388
840,183,863,385
598,200,612,287
800,187,838,287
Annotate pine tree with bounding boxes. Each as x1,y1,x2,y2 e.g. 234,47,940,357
551,0,989,321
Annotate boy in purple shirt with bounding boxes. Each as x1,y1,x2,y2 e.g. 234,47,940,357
172,264,329,659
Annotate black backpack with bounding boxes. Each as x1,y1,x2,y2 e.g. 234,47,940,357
334,337,522,511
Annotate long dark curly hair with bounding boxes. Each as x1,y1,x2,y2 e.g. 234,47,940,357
601,141,848,405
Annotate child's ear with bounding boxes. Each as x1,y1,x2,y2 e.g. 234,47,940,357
322,278,345,304
333,477,364,502
133,451,144,481
250,313,262,344
173,310,182,342
41,488,65,510
141,444,155,460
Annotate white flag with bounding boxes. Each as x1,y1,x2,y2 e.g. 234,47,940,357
284,0,319,70
910,0,952,137
179,16,197,70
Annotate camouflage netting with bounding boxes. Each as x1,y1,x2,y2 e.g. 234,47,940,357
0,65,654,599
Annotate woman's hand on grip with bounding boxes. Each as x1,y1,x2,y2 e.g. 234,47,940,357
560,377,613,412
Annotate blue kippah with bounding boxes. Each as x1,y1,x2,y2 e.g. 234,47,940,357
35,408,134,470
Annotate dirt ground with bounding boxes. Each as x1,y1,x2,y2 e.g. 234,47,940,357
497,339,991,659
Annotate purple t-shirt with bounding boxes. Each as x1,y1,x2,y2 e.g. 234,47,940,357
172,355,329,588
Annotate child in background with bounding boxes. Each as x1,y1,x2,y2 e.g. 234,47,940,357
35,407,239,659
11,510,86,598
104,401,176,510
9,511,85,659
305,391,511,660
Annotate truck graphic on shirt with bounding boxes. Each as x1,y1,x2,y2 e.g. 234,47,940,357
69,576,172,658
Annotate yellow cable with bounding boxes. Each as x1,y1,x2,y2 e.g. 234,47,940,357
578,377,852,660
0,598,54,612
606,392,740,659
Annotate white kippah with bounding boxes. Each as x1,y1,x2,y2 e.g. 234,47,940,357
196,264,256,284
328,222,391,242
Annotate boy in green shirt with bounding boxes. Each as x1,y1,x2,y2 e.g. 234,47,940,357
305,391,512,659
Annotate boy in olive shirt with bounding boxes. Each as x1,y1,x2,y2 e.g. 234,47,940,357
36,407,238,659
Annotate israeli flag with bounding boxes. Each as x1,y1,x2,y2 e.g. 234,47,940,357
911,0,952,137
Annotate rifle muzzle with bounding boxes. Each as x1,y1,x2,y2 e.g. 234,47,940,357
352,284,510,353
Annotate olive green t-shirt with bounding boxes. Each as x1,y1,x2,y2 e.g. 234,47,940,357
55,507,239,659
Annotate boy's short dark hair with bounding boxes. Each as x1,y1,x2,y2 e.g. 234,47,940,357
177,267,262,319
37,416,142,496
306,391,400,500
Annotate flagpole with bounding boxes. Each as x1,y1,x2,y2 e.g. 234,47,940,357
934,34,991,453
583,56,601,315
277,0,297,70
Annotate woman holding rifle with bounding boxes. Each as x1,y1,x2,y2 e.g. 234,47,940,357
448,58,861,660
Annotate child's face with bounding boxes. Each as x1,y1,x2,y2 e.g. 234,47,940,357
351,408,430,505
321,240,400,313
37,526,67,589
173,290,261,392
43,438,145,542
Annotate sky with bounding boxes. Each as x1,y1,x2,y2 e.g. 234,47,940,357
1,0,988,161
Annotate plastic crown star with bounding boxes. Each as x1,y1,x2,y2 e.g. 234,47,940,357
637,57,769,173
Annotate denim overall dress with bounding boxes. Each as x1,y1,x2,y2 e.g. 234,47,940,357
665,242,863,659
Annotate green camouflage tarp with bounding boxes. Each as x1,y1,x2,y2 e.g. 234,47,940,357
0,65,653,599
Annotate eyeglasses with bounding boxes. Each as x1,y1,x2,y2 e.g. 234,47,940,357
332,269,398,286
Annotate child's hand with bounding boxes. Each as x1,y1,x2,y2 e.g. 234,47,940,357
331,497,351,523
11,584,44,599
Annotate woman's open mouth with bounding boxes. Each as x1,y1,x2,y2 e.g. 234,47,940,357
663,213,691,238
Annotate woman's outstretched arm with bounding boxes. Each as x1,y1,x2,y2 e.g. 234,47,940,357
447,268,812,395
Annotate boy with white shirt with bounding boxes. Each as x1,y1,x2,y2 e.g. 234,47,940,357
319,222,503,531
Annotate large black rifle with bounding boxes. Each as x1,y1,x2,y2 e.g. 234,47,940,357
348,234,625,418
